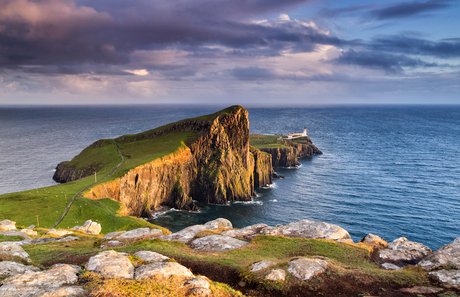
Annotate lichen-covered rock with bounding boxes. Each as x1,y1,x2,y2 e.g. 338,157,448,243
222,224,269,240
134,262,194,280
0,261,40,277
265,269,286,281
361,234,387,246
0,264,81,296
46,229,73,237
381,263,401,270
0,243,30,261
429,270,460,288
102,231,125,241
287,258,328,281
203,218,232,229
0,231,30,240
418,237,460,270
161,218,232,244
72,220,101,235
189,235,249,252
116,228,162,240
0,220,16,231
99,240,121,249
134,251,169,263
378,237,432,263
185,277,211,296
261,220,351,241
85,250,134,279
251,260,276,272
20,229,38,237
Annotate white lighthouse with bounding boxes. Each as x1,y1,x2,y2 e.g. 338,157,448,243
303,127,307,136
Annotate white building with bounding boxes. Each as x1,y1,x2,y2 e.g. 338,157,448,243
286,128,307,139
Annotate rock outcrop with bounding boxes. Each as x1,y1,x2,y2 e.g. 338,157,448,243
0,220,17,231
0,243,31,262
287,258,328,281
72,220,101,235
160,218,232,244
378,237,432,265
55,106,273,217
418,237,460,270
261,220,352,241
189,235,249,252
85,250,134,279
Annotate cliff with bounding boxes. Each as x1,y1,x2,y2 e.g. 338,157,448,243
54,106,274,217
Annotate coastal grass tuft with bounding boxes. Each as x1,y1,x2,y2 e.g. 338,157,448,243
249,134,290,149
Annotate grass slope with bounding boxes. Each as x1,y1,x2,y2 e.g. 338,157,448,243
249,134,289,149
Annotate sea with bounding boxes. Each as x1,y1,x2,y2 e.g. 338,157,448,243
0,105,459,250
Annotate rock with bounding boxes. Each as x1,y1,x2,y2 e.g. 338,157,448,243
72,220,101,235
0,231,31,240
381,263,401,270
0,261,41,277
361,234,387,246
134,251,169,262
116,228,162,240
46,229,73,237
0,220,16,231
287,258,328,281
189,235,249,252
39,286,85,297
261,220,351,241
50,264,81,274
134,262,194,280
399,286,444,294
102,231,125,241
418,237,460,270
20,229,39,237
11,236,80,246
0,243,30,261
378,237,432,263
85,250,134,279
161,218,232,244
27,225,35,229
99,240,121,249
222,224,269,240
265,269,286,281
251,260,276,272
0,264,81,296
185,277,211,296
429,270,460,288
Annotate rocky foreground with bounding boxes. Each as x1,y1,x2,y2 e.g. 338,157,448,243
1,218,459,296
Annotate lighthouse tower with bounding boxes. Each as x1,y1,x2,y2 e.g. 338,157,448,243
303,127,307,136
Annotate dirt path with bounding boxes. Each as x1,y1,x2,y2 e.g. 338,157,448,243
51,139,124,228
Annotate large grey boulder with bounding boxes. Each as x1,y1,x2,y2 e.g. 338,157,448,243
251,260,276,272
189,235,249,252
72,220,101,235
134,262,194,280
429,270,460,288
418,237,460,270
134,251,169,263
287,258,328,281
116,228,162,240
222,224,269,240
0,264,82,297
0,220,16,231
265,269,286,281
85,250,134,279
0,261,41,277
0,243,30,262
261,220,352,241
160,218,232,244
378,237,432,263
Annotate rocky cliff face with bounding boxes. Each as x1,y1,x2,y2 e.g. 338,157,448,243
260,137,322,168
81,106,273,217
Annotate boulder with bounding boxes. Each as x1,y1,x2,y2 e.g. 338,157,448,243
20,229,39,237
99,240,121,249
116,228,162,240
381,263,401,270
85,250,134,279
287,258,328,281
378,237,432,264
160,218,232,244
418,237,460,270
265,269,286,281
185,277,211,296
261,220,351,241
72,220,101,235
0,243,30,261
360,234,387,247
429,270,460,288
0,220,16,231
134,262,194,280
5,236,79,247
189,235,249,252
251,260,276,272
0,231,30,240
0,261,41,277
102,231,125,241
222,224,269,240
46,229,73,237
134,251,169,262
0,264,81,296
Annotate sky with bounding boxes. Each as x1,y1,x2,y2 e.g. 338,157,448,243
0,0,459,105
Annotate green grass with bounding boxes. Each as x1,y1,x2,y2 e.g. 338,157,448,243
249,134,289,149
0,235,24,242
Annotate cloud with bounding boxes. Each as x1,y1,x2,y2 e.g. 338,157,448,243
333,49,439,73
370,0,453,20
231,66,275,80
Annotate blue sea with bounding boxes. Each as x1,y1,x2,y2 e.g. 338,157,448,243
0,105,459,250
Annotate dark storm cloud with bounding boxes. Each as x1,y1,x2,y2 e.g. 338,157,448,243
370,0,453,20
333,49,438,73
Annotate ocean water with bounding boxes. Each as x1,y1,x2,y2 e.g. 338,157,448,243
0,105,459,250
